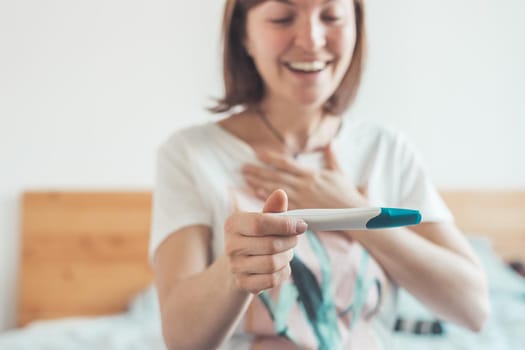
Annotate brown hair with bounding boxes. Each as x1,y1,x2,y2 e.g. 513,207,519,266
211,0,366,116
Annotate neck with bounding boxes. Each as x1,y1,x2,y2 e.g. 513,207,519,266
258,97,325,146
253,95,342,157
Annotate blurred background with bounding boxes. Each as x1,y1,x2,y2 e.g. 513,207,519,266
0,0,524,332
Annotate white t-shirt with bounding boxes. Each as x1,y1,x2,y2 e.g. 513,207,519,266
149,117,453,349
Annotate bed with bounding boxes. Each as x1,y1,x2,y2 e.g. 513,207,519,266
0,190,524,349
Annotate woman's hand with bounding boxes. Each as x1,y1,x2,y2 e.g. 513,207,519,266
224,190,307,295
242,144,369,210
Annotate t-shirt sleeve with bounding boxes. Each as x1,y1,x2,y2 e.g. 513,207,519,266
149,139,213,263
394,133,454,223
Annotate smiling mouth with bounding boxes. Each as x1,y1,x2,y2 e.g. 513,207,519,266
284,60,331,73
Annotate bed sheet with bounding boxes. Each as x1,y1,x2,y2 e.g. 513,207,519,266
391,236,525,350
1,237,523,350
0,286,164,350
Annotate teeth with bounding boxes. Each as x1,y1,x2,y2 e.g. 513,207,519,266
288,61,327,72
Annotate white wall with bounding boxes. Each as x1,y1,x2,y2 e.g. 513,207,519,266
1,0,524,331
354,0,525,187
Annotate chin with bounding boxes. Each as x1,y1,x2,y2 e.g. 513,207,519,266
291,91,333,109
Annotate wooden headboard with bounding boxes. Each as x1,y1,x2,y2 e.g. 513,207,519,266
440,191,525,262
17,190,525,327
18,191,153,326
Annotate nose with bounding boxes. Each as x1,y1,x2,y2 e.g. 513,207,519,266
294,16,326,52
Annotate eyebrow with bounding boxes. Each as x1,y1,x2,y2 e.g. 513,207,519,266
270,0,294,5
271,0,335,5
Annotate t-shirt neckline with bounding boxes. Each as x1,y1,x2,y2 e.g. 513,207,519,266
208,116,349,160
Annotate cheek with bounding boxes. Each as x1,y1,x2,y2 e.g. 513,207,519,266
253,31,290,62
246,18,289,63
344,25,357,51
249,32,291,82
327,27,356,73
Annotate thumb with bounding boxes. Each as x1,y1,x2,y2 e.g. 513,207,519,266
323,143,341,171
262,189,288,213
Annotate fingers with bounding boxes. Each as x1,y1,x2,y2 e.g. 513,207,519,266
244,174,296,201
225,234,298,256
255,151,308,177
358,183,369,197
225,229,298,294
224,189,307,294
235,264,292,295
242,165,299,190
323,143,341,171
263,189,288,213
230,249,294,274
224,212,307,237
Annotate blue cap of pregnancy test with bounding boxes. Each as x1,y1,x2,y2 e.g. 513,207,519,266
366,208,422,229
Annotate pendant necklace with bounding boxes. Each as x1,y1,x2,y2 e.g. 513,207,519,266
255,106,326,159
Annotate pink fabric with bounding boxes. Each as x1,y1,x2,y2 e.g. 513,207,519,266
230,186,389,349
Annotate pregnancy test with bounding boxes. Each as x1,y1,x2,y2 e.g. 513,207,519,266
276,207,421,231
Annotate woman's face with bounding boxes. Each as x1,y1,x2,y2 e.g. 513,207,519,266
244,0,356,108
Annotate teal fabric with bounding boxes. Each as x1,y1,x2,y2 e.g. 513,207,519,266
258,230,381,350
348,250,374,328
303,229,341,350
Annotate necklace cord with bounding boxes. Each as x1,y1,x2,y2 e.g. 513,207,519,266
255,106,326,157
256,107,287,145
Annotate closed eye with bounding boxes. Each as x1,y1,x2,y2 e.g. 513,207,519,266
270,17,294,25
322,15,342,23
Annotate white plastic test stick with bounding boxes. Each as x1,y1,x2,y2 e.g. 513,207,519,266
276,207,421,231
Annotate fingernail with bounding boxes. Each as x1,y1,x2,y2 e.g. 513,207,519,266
295,220,308,233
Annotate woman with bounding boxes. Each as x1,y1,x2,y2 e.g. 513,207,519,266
150,0,489,349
